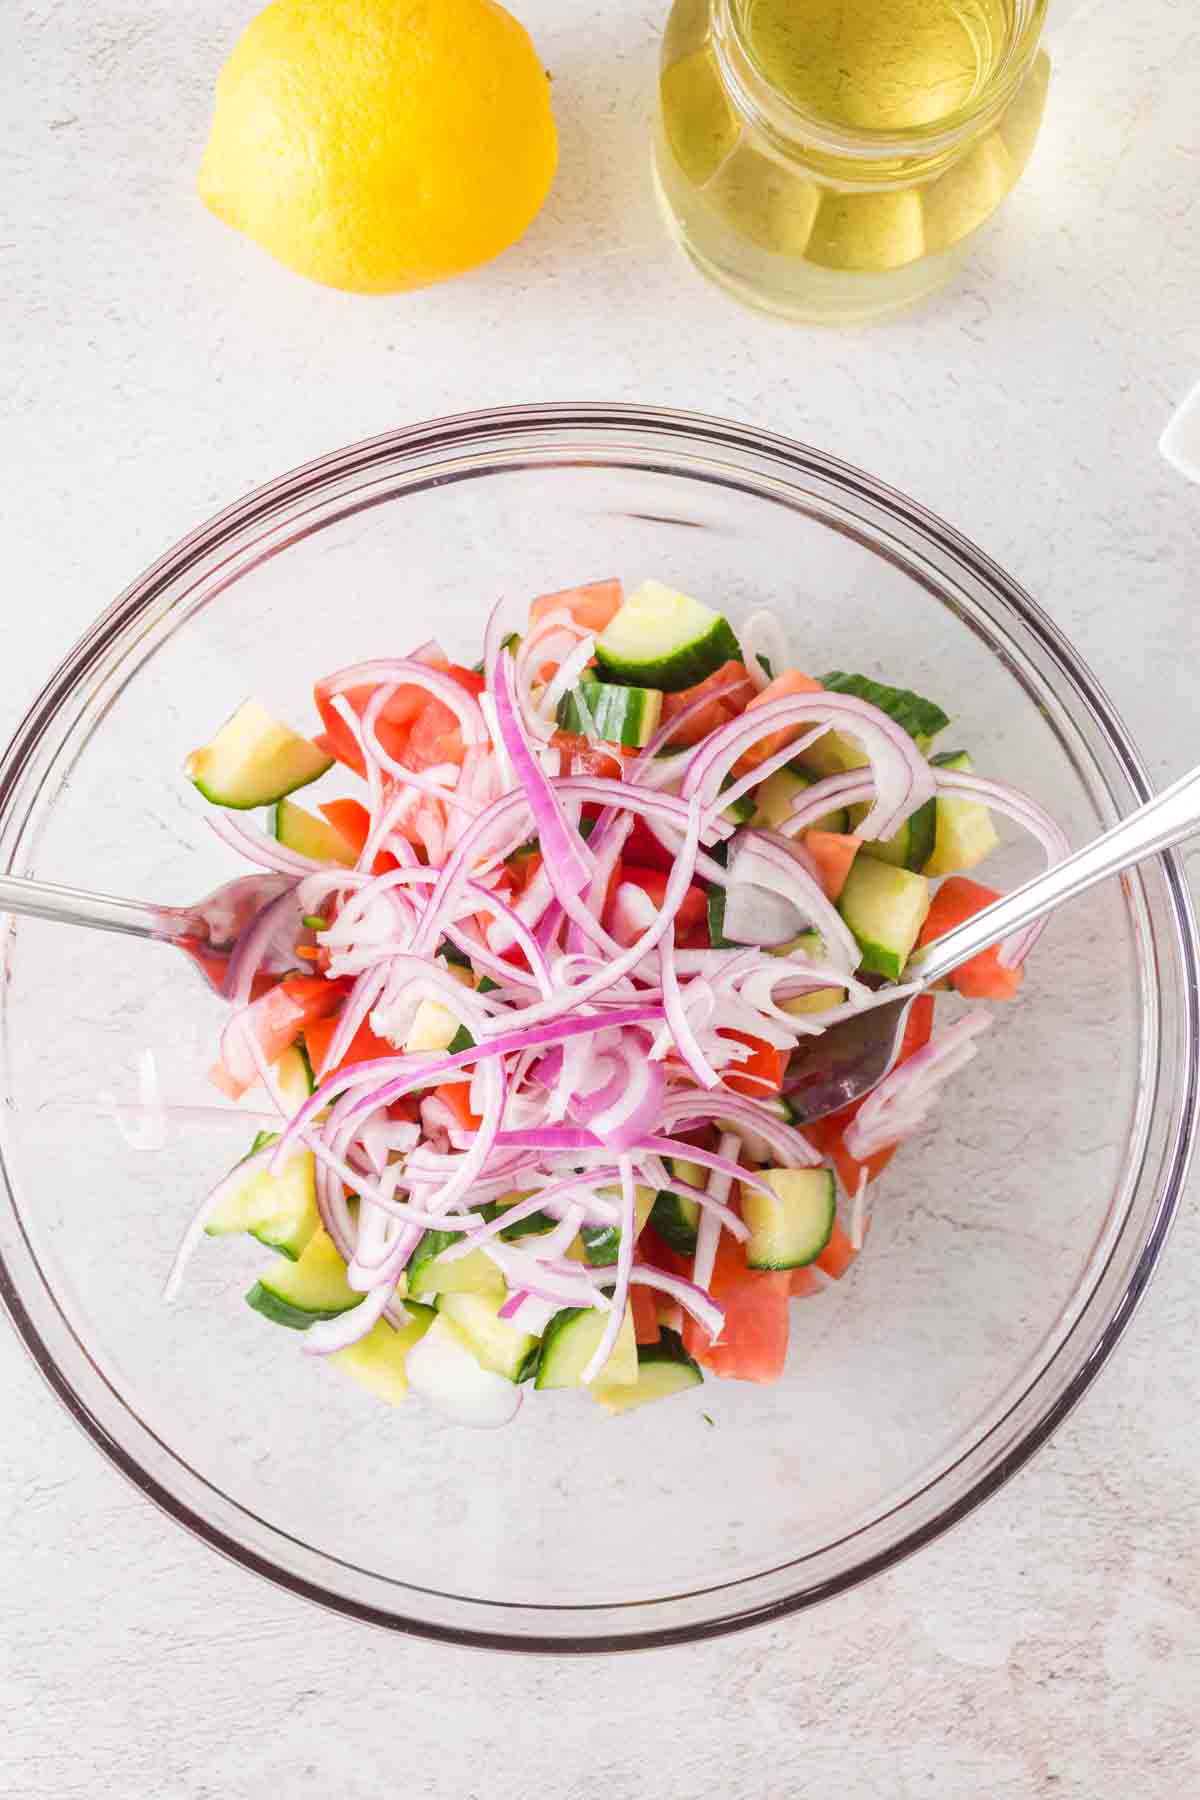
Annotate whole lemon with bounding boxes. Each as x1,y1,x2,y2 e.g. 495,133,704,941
198,0,557,293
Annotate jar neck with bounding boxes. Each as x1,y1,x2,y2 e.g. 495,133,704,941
712,0,1047,178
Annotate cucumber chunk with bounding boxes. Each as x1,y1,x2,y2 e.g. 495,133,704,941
436,1291,541,1383
593,1329,704,1414
535,1304,638,1388
272,797,358,866
819,671,949,749
330,1305,437,1406
594,581,741,692
838,856,931,980
480,1193,558,1241
557,676,664,748
186,698,332,810
206,1130,320,1261
407,1229,505,1302
581,1184,656,1266
855,795,937,873
649,1157,706,1255
924,750,999,875
752,765,849,834
741,1168,836,1270
246,1227,362,1330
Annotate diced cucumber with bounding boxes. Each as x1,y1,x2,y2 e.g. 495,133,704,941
752,765,849,834
206,1130,319,1261
407,1228,505,1302
329,1304,437,1406
186,698,332,810
838,856,931,980
581,1185,656,1267
649,1157,706,1255
741,1168,836,1270
593,1329,704,1414
480,1193,558,1241
275,1043,315,1110
271,796,358,866
924,750,999,875
403,963,475,1054
768,929,824,960
245,1227,362,1330
819,671,949,749
594,581,741,693
557,676,664,748
707,885,732,949
779,986,845,1016
854,795,937,873
720,778,757,826
436,1292,541,1383
535,1304,638,1388
789,731,870,780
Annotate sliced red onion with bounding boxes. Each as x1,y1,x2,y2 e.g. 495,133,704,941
498,1291,560,1335
931,770,1070,968
849,1167,870,1251
493,650,593,903
693,1128,740,1296
302,1281,391,1356
585,1048,665,1153
844,1012,992,1162
651,1172,748,1240
627,1266,724,1340
727,831,862,972
580,1157,638,1384
656,1090,823,1167
206,812,323,877
162,1137,282,1301
659,927,721,1090
682,691,934,843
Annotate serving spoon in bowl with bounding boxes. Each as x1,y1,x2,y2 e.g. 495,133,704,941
780,761,1200,1125
0,761,1197,1106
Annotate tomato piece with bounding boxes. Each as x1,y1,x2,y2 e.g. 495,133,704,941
719,1029,789,1097
630,1285,662,1346
529,578,623,635
734,670,825,774
433,1080,482,1133
210,974,348,1100
318,799,398,875
681,1232,790,1384
814,1219,857,1280
303,1012,397,1080
788,1266,824,1298
803,829,861,901
550,730,623,779
608,863,707,932
918,877,1024,1000
659,660,753,747
314,665,446,778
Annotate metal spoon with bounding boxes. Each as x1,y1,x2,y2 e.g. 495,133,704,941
0,870,296,993
782,762,1200,1126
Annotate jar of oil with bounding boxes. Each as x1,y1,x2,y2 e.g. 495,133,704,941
654,0,1050,323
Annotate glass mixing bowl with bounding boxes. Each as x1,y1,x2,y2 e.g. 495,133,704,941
0,405,1194,1652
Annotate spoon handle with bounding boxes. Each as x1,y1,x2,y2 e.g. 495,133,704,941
0,873,175,942
915,763,1200,985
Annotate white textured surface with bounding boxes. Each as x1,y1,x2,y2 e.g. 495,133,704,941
2,2,1199,1795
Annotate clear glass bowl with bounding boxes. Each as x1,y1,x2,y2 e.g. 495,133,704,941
0,404,1194,1652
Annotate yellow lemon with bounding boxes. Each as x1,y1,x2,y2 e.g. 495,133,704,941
198,0,557,293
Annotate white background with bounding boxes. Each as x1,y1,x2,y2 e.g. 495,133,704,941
3,2,1199,1794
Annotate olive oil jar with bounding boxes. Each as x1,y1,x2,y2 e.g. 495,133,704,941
654,0,1050,323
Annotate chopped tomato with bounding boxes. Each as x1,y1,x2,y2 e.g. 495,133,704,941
659,660,753,747
788,1266,824,1298
210,974,348,1100
550,730,623,779
719,1029,789,1098
682,1231,790,1384
303,1011,397,1079
528,578,623,635
803,829,861,901
918,877,1024,1000
630,1286,662,1345
604,862,708,939
176,937,276,1001
734,670,824,774
314,657,448,778
403,665,486,772
434,1080,482,1133
318,798,399,875
814,1219,857,1280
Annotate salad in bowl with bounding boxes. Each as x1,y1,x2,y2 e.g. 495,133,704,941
171,576,1067,1427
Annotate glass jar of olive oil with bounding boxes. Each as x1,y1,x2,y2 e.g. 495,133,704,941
654,0,1051,324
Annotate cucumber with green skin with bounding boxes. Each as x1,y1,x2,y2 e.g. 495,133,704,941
838,856,931,980
580,1185,656,1266
245,1226,362,1330
186,698,332,810
272,796,357,866
407,1228,505,1301
534,1303,638,1388
819,671,949,749
557,676,664,748
649,1157,706,1255
594,582,741,692
741,1168,836,1270
593,1329,704,1414
436,1292,541,1383
752,765,850,834
207,1047,318,1259
924,749,999,875
854,795,937,873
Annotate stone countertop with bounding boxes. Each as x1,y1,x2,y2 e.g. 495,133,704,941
2,3,1198,1795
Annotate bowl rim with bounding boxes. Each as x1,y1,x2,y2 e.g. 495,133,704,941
1,401,1196,1653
